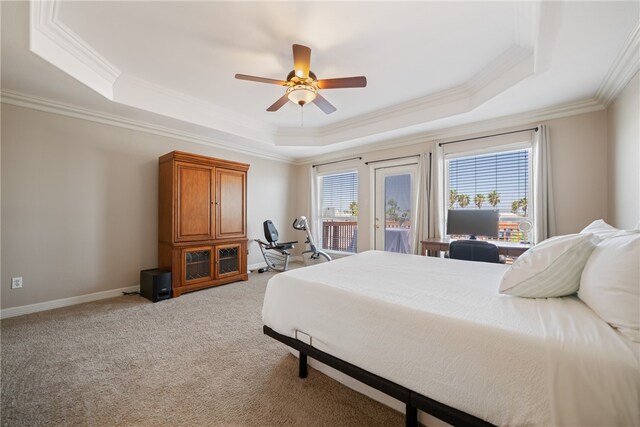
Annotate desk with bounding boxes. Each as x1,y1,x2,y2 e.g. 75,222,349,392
421,238,531,258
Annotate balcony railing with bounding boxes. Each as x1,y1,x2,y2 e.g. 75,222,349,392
322,220,357,252
321,220,525,253
497,222,525,241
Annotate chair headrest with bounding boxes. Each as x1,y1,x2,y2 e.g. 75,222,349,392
263,220,279,243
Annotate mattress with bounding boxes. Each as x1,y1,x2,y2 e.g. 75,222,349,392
262,250,639,426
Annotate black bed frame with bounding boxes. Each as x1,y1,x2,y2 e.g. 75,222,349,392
264,326,495,427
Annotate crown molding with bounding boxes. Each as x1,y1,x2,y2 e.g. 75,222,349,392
292,97,604,165
1,88,604,168
29,0,120,99
0,90,295,164
25,0,622,154
114,74,277,144
595,23,640,107
30,0,538,149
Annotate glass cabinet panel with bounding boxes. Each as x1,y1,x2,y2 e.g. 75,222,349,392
184,249,212,281
218,246,239,275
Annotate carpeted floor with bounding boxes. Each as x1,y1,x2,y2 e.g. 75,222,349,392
1,265,404,426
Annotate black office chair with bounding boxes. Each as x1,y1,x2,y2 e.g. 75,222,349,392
448,240,506,264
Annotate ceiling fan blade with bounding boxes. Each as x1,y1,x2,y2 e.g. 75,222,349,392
292,44,311,79
313,93,337,114
317,76,367,89
266,94,290,112
235,74,288,85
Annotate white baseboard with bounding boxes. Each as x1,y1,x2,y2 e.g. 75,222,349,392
0,285,140,319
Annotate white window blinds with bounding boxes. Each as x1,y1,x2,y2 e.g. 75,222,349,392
320,171,358,217
447,149,530,216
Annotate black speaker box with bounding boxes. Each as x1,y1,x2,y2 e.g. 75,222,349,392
140,269,172,302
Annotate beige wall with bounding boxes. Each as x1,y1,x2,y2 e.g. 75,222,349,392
1,104,295,309
0,99,622,310
293,109,610,253
607,72,640,229
545,111,609,233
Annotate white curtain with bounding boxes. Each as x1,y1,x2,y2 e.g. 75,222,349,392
308,165,321,246
427,142,446,239
410,153,430,254
532,124,556,243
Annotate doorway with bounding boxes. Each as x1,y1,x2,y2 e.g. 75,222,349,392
373,163,418,253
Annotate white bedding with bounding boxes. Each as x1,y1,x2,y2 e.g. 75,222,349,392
262,250,639,426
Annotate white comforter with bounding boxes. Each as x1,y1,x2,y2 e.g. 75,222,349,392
262,251,639,426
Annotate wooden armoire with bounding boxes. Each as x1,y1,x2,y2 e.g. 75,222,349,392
158,151,249,297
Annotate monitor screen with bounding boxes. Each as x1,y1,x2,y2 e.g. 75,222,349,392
446,209,499,238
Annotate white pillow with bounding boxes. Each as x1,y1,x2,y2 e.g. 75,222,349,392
579,231,640,342
499,233,598,298
580,219,620,239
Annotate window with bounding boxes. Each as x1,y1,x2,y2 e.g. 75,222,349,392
319,171,358,252
445,148,531,241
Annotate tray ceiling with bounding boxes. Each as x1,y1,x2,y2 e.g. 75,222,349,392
2,1,639,160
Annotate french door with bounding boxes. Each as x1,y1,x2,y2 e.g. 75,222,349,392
373,163,418,254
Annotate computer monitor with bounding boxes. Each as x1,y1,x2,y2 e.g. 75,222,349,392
446,209,499,239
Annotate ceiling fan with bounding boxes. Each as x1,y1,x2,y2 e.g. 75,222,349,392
235,44,367,114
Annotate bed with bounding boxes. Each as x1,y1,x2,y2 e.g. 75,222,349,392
262,250,639,426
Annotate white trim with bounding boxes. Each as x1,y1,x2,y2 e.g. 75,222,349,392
1,89,603,167
113,74,276,144
0,90,294,164
25,0,635,150
27,2,538,149
29,0,120,99
0,285,139,319
294,98,604,165
595,23,640,107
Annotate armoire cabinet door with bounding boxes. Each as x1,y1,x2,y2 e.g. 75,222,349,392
181,246,215,286
176,163,215,242
215,168,246,239
216,243,242,278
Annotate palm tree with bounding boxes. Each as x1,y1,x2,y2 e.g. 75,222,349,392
519,197,528,216
511,200,520,215
457,194,470,208
474,193,485,209
449,189,458,209
488,190,500,209
386,199,400,221
349,201,358,216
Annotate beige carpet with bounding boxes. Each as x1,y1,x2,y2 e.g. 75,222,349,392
1,265,404,426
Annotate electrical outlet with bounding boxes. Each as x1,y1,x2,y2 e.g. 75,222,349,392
11,277,23,289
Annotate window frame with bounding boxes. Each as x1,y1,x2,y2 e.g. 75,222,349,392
443,141,533,242
316,168,359,255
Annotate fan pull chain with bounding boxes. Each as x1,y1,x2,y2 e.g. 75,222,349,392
300,105,304,128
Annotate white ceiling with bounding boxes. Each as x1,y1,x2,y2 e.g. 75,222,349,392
1,1,639,161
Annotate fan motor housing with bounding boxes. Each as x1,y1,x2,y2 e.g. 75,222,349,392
287,70,317,82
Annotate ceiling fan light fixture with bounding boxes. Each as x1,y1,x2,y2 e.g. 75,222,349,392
287,84,316,106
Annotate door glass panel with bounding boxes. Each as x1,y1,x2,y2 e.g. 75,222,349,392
218,247,239,275
384,174,412,253
185,250,211,281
